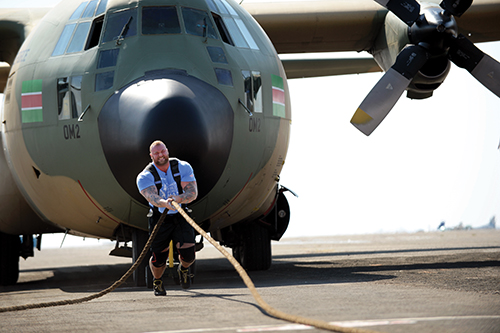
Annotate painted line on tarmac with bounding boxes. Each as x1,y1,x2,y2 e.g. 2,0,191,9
329,315,500,328
149,315,500,332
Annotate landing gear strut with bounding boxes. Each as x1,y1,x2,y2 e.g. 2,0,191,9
132,228,153,288
0,232,20,285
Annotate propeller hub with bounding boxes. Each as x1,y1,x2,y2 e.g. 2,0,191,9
409,6,458,51
351,0,499,136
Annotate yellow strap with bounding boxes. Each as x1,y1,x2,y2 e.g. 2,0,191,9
169,240,174,268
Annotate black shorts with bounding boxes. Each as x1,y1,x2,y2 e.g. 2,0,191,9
148,211,195,253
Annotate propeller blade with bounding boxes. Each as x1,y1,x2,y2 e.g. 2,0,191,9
440,0,473,17
448,34,500,98
351,45,428,136
374,0,421,26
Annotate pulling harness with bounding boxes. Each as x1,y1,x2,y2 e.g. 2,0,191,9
146,158,184,216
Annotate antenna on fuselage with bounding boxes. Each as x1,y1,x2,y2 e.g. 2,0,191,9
60,229,69,248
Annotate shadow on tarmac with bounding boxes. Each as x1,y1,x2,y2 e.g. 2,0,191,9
2,245,499,296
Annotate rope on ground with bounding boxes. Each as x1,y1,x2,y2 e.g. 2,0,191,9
172,202,380,333
0,210,168,313
1,202,383,333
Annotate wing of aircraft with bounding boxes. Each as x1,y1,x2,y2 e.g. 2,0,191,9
243,0,500,53
0,0,499,286
0,7,51,91
244,0,500,135
280,57,382,79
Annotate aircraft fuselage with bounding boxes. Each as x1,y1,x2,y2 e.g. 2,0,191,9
0,0,291,242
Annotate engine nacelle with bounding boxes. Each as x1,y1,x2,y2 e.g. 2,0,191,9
407,55,451,99
370,5,453,100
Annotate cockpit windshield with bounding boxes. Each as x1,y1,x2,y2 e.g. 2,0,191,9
51,0,260,57
102,8,138,43
182,7,217,39
142,6,181,35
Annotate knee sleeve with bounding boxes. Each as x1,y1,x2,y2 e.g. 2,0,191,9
151,251,169,268
178,246,195,264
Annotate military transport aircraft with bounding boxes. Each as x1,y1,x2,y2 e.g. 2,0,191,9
0,0,499,286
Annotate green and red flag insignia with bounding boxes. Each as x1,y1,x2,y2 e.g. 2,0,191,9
21,80,43,123
272,74,285,118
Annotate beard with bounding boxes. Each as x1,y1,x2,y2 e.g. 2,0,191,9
154,155,168,166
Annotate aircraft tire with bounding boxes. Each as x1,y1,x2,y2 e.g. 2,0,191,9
237,223,272,271
173,263,180,285
0,232,20,285
232,246,241,263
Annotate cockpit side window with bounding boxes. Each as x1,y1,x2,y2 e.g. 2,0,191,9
66,22,91,53
85,15,104,50
69,2,88,21
57,76,83,120
221,17,247,48
52,24,77,56
220,0,238,15
69,0,106,20
102,8,137,44
95,0,108,16
234,18,259,50
205,0,218,13
142,6,181,35
182,7,217,39
204,0,259,50
52,0,108,56
82,0,99,18
242,70,262,113
212,13,232,45
252,71,263,113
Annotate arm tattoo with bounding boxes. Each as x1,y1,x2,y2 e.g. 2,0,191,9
140,186,164,207
179,181,198,204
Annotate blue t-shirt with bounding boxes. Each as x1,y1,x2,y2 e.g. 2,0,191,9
136,159,196,214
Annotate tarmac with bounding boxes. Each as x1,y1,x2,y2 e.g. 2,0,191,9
1,229,499,333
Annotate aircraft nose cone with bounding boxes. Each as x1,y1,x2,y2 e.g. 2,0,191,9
98,71,234,204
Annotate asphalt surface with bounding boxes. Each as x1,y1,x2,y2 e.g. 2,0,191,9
1,230,499,333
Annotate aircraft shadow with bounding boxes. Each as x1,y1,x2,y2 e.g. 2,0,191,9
0,263,134,294
1,245,498,295
193,255,500,290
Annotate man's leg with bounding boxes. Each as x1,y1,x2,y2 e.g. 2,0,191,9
177,243,195,267
148,213,175,296
177,243,195,289
149,249,169,279
172,213,196,289
150,249,169,296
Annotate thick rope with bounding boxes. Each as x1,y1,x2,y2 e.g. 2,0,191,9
0,210,168,313
171,202,380,333
1,202,382,333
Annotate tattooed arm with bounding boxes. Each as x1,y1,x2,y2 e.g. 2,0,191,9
168,181,198,205
140,185,170,209
141,182,198,211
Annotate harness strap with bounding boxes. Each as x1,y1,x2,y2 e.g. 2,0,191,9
169,158,184,195
147,163,162,193
145,158,184,214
